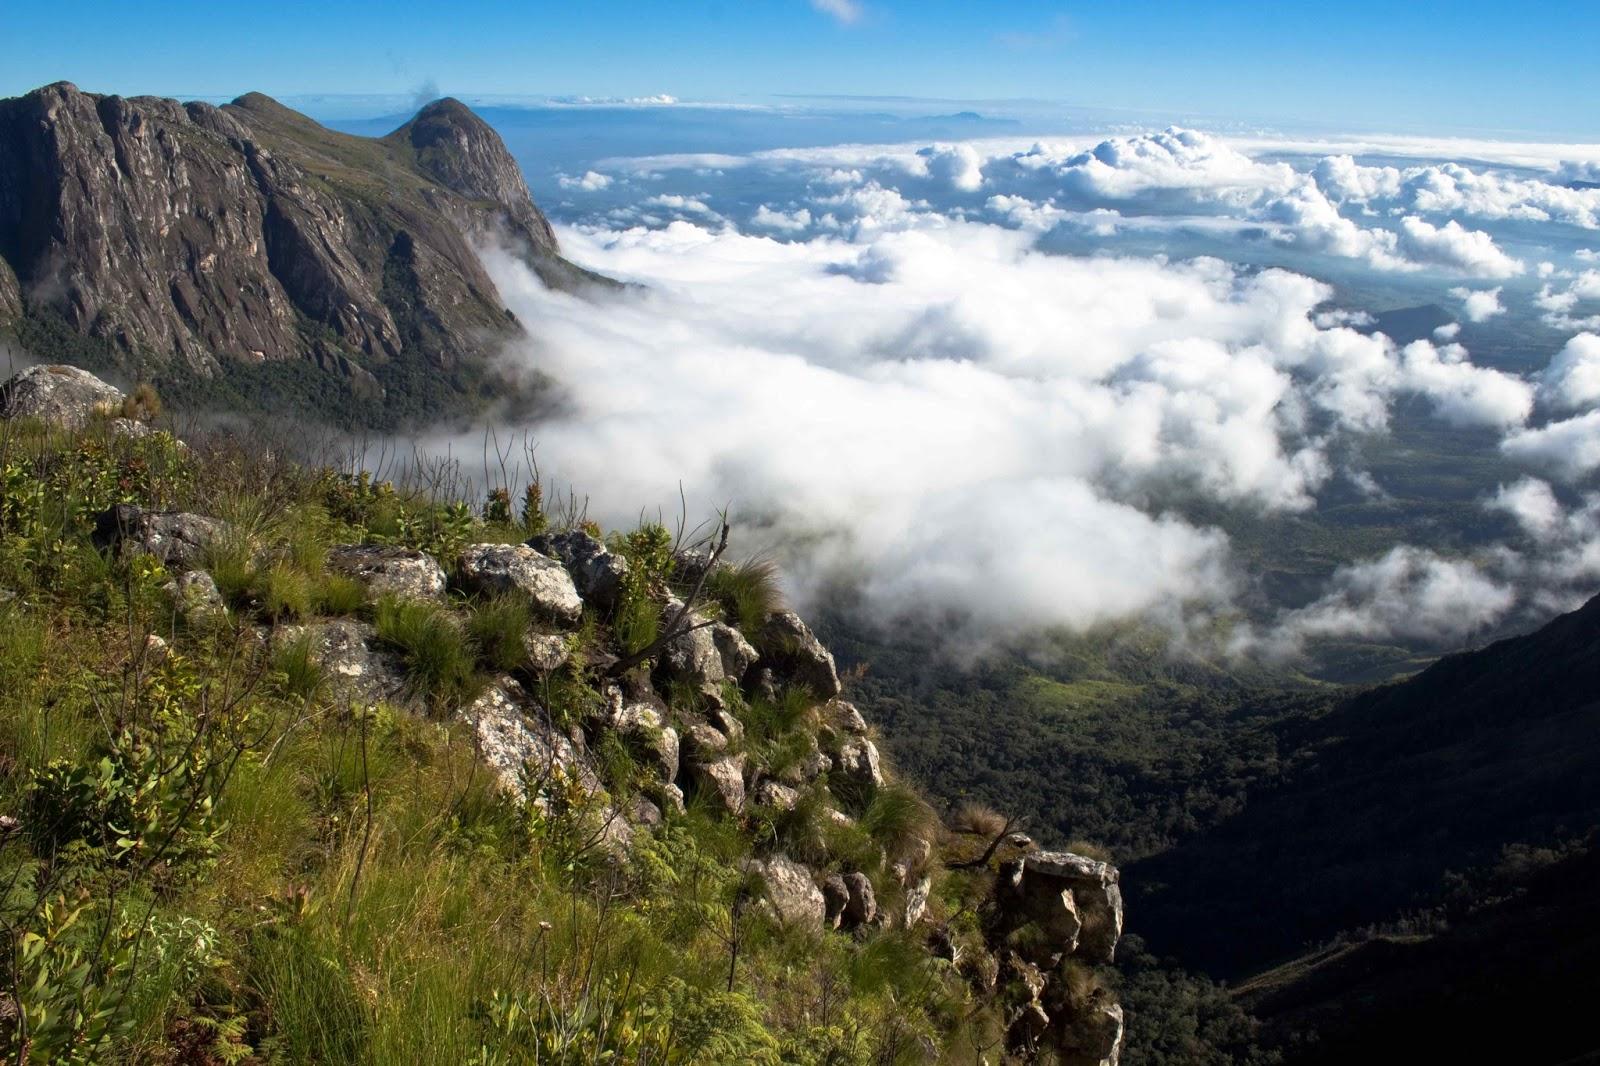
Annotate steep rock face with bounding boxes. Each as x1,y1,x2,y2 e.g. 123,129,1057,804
0,82,604,423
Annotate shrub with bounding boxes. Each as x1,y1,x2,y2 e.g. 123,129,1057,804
121,383,163,422
950,801,1008,839
706,557,783,633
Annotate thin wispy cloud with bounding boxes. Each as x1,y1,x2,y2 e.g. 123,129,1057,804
810,0,863,26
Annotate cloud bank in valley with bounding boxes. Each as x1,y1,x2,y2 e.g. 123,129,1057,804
497,123,1600,658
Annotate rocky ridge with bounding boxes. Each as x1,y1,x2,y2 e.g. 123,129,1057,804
0,83,608,424
5,364,1127,1064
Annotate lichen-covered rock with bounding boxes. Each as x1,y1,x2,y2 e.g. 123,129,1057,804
275,620,408,709
753,780,800,811
0,365,123,429
1019,852,1124,964
528,530,630,611
460,677,601,801
778,747,833,787
756,610,841,698
628,793,664,828
904,875,932,928
843,871,877,928
831,736,884,796
523,632,571,672
822,700,869,737
1056,1002,1124,1066
656,597,729,702
94,504,227,572
748,856,825,927
711,622,759,681
457,543,582,624
681,722,729,763
166,569,225,623
822,874,850,929
327,544,446,600
614,702,680,785
692,755,746,814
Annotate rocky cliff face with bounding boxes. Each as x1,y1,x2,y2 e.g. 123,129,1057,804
0,82,602,423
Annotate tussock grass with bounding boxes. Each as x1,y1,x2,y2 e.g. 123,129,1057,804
706,557,783,633
372,595,481,710
465,594,533,673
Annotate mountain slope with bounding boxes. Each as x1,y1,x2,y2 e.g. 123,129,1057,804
0,82,603,425
1127,591,1600,980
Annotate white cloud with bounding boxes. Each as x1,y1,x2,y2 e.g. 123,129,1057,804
1395,216,1524,278
1501,410,1600,481
751,205,814,232
1397,340,1533,429
916,143,985,192
1539,332,1600,412
1261,546,1516,654
810,0,862,24
1451,286,1504,322
1487,478,1564,540
559,170,613,192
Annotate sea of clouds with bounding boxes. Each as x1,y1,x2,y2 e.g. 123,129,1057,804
472,123,1600,662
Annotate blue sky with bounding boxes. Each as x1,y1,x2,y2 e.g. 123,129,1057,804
3,0,1598,136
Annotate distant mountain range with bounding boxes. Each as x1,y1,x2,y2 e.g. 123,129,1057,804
0,82,607,426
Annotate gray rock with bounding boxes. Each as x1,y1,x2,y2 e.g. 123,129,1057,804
460,677,601,801
822,874,850,929
107,417,153,441
904,875,932,928
713,709,745,748
614,702,679,785
1020,852,1124,964
275,620,408,709
166,569,225,622
822,700,869,736
327,544,446,600
655,782,686,815
711,622,759,681
756,610,841,698
831,736,884,796
628,793,664,828
656,597,728,702
692,755,746,814
457,543,582,625
0,365,123,429
753,780,800,811
748,856,825,927
528,530,630,611
778,748,833,787
1057,1002,1124,1066
94,504,228,572
680,722,729,763
522,632,571,672
843,871,877,927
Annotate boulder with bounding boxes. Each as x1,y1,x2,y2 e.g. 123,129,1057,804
779,748,832,787
842,871,877,927
712,709,745,748
460,677,601,801
108,417,153,441
523,632,571,672
753,780,800,811
275,620,408,709
94,504,227,571
628,793,664,829
166,569,225,623
1019,852,1123,964
904,875,932,928
680,721,729,763
528,530,630,611
613,702,680,785
748,856,825,927
326,544,446,600
692,755,746,814
756,610,841,698
822,699,869,736
1057,1002,1124,1066
821,874,850,929
458,543,582,625
656,597,728,702
711,622,759,681
0,365,123,429
831,736,884,796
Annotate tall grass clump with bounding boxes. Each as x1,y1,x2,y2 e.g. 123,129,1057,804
705,557,783,633
372,595,480,710
466,594,534,673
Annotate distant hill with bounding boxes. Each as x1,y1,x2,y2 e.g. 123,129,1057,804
0,83,608,426
1128,591,1600,982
